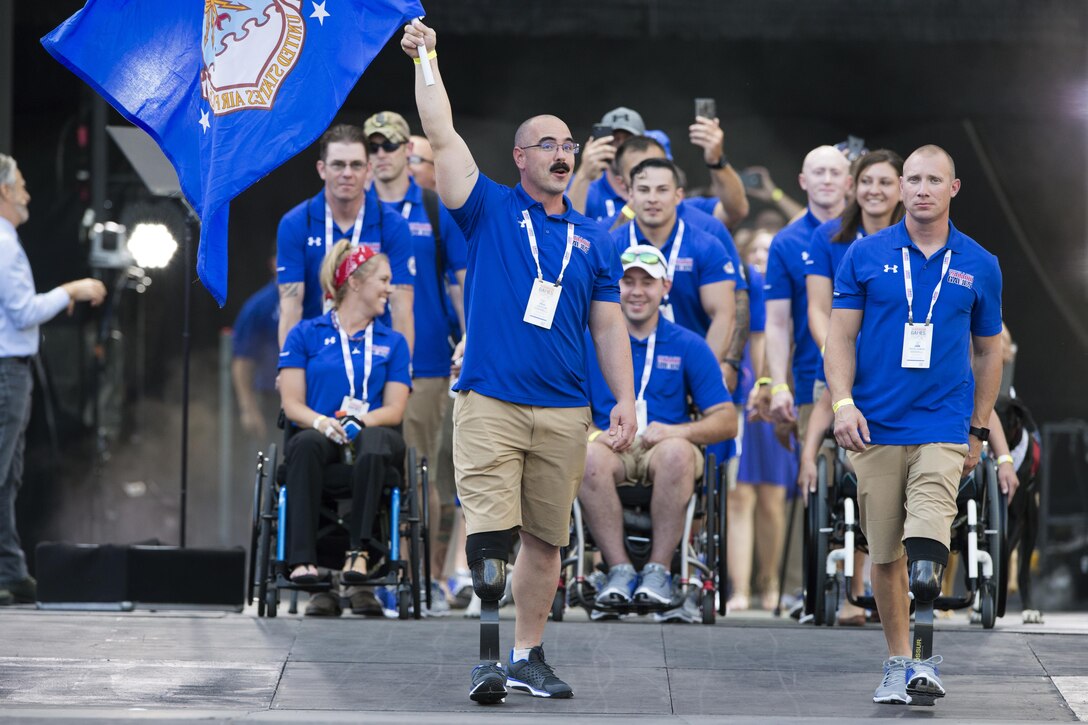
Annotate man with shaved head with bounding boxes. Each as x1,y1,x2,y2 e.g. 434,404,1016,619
827,145,1003,705
403,21,636,704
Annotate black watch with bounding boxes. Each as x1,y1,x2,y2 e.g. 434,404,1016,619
705,155,729,170
724,358,742,372
969,426,990,441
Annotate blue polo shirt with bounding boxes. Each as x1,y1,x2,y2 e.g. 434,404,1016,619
684,195,719,217
736,266,766,404
763,209,822,405
612,218,737,339
378,178,468,378
232,280,280,393
806,217,864,282
449,174,621,407
833,219,1003,445
584,317,730,431
585,175,625,222
276,188,415,326
279,312,412,417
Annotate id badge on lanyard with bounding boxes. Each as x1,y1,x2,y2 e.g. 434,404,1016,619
335,313,373,417
900,248,951,370
628,221,684,322
323,202,366,313
521,210,574,330
634,329,657,435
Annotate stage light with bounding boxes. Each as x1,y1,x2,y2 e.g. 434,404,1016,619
127,223,177,269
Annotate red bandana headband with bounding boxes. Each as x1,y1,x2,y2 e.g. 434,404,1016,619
334,244,378,289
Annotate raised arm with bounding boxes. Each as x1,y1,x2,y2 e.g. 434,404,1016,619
401,20,478,210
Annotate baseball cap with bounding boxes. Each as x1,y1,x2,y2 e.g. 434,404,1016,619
600,107,646,136
363,111,411,144
621,244,668,280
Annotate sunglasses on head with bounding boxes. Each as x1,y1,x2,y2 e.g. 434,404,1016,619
620,251,663,265
368,140,402,154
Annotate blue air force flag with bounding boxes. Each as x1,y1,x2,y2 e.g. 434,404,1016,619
42,0,423,305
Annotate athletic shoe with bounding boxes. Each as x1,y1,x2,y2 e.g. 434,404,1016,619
507,645,573,698
469,662,507,704
906,655,946,702
873,656,912,704
634,563,673,605
448,570,474,609
464,592,481,618
595,563,637,605
5,576,35,604
422,581,451,617
653,588,699,623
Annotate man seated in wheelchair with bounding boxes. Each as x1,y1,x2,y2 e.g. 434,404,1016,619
278,240,411,588
580,244,736,608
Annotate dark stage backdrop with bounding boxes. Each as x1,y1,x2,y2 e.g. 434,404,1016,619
8,3,1088,559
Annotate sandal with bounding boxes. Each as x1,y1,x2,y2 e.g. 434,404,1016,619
341,550,369,585
289,564,321,585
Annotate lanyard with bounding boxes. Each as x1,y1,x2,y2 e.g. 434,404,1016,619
325,202,365,256
333,311,373,403
400,202,412,220
902,247,952,326
605,198,616,219
521,210,575,286
636,329,657,402
628,219,685,281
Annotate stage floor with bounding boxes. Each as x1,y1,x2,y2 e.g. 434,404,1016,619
0,604,1085,723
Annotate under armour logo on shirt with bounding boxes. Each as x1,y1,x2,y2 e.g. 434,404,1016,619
884,264,899,273
517,217,529,229
324,336,336,345
308,236,322,247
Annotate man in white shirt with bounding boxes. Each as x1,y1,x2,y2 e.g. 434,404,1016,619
0,154,105,605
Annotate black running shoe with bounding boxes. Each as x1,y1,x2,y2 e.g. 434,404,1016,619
507,645,573,698
469,662,507,704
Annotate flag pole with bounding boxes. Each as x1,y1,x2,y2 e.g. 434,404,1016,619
179,202,197,548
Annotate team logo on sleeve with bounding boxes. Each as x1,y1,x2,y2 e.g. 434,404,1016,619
724,261,735,275
656,355,682,371
572,235,591,253
948,269,974,288
201,1,306,115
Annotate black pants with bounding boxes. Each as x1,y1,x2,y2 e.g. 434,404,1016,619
284,426,405,566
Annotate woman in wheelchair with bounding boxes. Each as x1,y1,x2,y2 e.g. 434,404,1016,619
278,240,412,586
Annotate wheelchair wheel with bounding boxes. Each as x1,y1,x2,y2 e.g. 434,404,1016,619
248,450,265,607
983,457,1009,618
980,582,996,629
702,455,717,606
806,455,830,625
397,586,411,620
823,574,840,628
717,461,728,617
418,452,433,612
406,450,423,620
266,583,279,618
551,587,565,622
255,444,278,618
702,588,716,625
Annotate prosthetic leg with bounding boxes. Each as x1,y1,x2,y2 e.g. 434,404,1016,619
906,538,948,706
466,530,513,704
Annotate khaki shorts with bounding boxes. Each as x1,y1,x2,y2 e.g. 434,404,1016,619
848,443,968,564
452,391,591,547
403,376,453,504
612,435,704,487
797,402,815,445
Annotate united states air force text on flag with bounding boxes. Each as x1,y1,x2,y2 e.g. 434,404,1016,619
42,0,424,305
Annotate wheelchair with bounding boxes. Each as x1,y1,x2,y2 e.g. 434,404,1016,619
246,420,433,619
804,444,1008,629
557,452,729,625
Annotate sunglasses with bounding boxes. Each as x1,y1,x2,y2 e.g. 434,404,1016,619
620,251,663,265
368,140,402,154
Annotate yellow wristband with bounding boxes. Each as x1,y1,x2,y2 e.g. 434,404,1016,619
996,454,1014,466
621,204,636,220
588,430,603,444
771,383,790,395
756,377,773,387
771,188,784,202
832,398,854,414
312,415,328,431
413,50,437,64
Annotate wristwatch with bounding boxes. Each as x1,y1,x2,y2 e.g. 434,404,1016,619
723,358,742,372
968,426,990,441
705,155,729,170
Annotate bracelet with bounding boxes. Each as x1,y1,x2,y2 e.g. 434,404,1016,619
588,430,603,444
412,50,437,64
771,383,790,395
996,454,1014,466
832,398,855,414
771,188,784,202
621,204,636,220
312,415,328,431
756,377,772,387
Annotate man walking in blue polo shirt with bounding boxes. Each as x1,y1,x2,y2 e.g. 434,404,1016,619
826,145,1003,706
403,21,636,704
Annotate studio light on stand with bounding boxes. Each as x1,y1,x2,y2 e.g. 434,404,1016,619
127,222,177,270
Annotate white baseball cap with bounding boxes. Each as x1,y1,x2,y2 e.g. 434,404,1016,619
621,244,668,280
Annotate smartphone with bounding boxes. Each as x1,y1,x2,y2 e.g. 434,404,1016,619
741,170,763,189
694,97,717,120
847,134,866,160
591,123,613,140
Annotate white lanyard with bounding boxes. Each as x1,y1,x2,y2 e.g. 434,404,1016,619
605,198,616,219
334,312,373,404
400,202,412,220
522,210,575,285
636,330,657,402
902,248,952,325
325,202,365,256
628,219,685,281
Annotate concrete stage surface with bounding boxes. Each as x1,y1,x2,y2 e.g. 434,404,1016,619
0,605,1085,723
